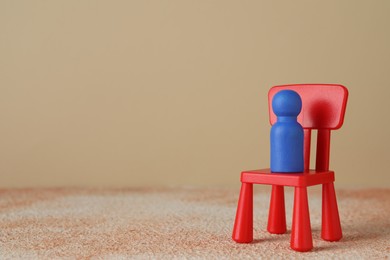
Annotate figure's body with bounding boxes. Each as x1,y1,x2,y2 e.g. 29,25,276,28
270,90,304,172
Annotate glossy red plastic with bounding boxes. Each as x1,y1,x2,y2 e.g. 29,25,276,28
232,183,253,243
267,185,286,234
269,84,348,130
232,84,348,252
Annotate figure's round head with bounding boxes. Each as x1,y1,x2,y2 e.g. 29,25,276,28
272,90,302,117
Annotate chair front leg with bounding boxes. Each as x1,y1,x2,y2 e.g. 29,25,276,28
291,186,313,252
232,182,253,243
322,182,342,241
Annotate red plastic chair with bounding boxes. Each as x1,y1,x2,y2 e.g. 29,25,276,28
232,84,348,252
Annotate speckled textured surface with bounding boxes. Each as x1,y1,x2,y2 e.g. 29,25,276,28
0,187,389,259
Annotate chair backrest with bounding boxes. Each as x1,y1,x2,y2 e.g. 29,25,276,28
268,84,348,171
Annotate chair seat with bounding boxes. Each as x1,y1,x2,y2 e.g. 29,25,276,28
241,169,334,187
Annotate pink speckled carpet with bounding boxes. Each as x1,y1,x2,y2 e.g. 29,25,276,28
0,187,389,259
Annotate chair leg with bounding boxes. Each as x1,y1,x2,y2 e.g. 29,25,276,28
322,182,342,241
232,182,253,243
291,186,313,252
267,185,286,234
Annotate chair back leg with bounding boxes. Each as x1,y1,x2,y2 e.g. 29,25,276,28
267,185,287,234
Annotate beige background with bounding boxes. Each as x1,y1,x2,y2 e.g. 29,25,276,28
1,1,389,188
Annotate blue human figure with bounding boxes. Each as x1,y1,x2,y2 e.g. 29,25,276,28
270,90,304,172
